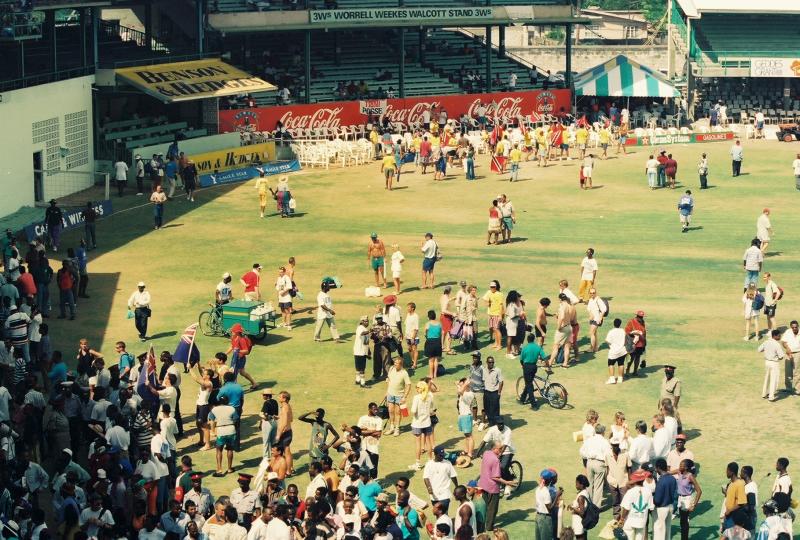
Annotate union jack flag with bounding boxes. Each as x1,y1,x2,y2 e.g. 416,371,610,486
136,345,158,402
173,323,200,367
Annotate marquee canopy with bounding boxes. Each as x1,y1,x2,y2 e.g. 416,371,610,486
573,55,680,98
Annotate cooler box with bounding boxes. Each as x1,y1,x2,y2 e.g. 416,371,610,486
221,300,265,336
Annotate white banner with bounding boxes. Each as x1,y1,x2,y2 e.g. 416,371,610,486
359,99,387,116
750,58,800,78
310,7,494,25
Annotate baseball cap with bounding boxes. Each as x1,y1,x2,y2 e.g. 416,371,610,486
459,280,467,286
433,446,446,457
471,351,482,359
137,281,146,287
370,232,378,239
222,272,231,279
253,263,262,269
664,364,676,371
376,493,390,502
467,480,479,488
267,472,279,481
489,281,498,288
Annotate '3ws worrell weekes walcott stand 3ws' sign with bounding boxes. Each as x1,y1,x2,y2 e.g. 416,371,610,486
115,59,276,103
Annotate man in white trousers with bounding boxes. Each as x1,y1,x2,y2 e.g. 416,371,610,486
758,329,789,402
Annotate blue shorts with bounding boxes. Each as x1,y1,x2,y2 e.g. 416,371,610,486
412,426,432,436
502,217,514,231
422,257,436,272
744,270,759,287
457,414,473,434
216,434,236,450
232,351,247,370
387,394,403,405
279,302,292,310
406,338,419,346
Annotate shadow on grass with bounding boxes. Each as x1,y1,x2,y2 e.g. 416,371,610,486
508,237,528,244
764,251,783,258
149,330,178,340
496,508,534,528
685,226,704,232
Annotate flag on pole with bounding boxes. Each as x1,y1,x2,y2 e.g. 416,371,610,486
136,345,158,403
490,155,507,174
173,323,200,367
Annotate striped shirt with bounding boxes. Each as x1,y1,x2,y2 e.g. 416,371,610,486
133,411,153,450
4,311,29,346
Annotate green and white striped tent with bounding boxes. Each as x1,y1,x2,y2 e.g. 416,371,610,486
573,55,680,98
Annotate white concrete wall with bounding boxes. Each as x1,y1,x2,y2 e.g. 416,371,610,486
0,76,96,217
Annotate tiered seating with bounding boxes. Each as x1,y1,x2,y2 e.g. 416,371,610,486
419,29,545,93
693,14,800,62
100,117,208,152
697,78,800,123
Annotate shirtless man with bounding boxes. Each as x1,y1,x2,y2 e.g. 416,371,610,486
534,298,553,347
368,233,387,288
268,445,288,483
547,294,576,369
276,391,294,474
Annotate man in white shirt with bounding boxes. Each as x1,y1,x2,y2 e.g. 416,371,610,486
578,248,598,302
628,420,654,471
756,208,772,254
580,423,611,505
651,414,670,460
357,403,384,477
216,273,234,305
605,318,627,384
586,288,606,354
313,281,342,343
759,329,790,402
113,159,129,197
508,72,517,90
305,461,328,500
265,505,293,539
79,494,115,538
742,239,763,291
275,266,293,329
793,153,800,190
135,154,145,195
558,280,580,306
762,272,781,333
127,281,152,341
423,447,458,512
730,139,744,176
781,320,800,394
149,424,172,512
421,232,438,289
621,470,654,539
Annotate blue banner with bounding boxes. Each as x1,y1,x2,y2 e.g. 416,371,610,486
198,160,301,188
23,199,113,242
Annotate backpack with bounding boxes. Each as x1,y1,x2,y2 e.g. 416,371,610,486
581,498,601,530
602,298,610,317
752,292,765,311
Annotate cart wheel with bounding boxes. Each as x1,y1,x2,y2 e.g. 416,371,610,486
544,383,568,409
199,311,215,336
784,133,794,143
508,460,524,494
515,376,525,400
254,326,267,341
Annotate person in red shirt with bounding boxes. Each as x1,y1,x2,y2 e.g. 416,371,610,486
625,310,647,377
226,323,256,390
240,263,262,301
656,150,669,188
57,261,76,319
664,153,678,189
550,122,564,161
420,136,432,175
17,266,36,299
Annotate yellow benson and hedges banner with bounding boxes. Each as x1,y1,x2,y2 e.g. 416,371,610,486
116,59,276,103
191,142,276,175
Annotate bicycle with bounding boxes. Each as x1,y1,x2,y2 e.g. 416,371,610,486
515,366,569,409
505,458,524,496
198,303,225,337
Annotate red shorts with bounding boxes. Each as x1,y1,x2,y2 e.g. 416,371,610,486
571,323,580,345
440,314,454,334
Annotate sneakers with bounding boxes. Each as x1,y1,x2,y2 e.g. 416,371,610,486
743,335,750,341
504,486,512,497
393,427,400,436
408,461,421,471
616,376,623,384
477,422,487,432
505,353,517,359
605,376,617,385
384,424,395,435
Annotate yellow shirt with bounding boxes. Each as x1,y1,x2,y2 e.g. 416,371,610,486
536,131,546,145
413,136,422,151
481,130,489,142
510,148,522,163
523,132,532,146
382,155,396,171
431,135,441,147
255,177,270,195
370,131,380,144
430,122,439,134
495,141,505,155
576,128,589,144
599,129,610,144
483,290,504,317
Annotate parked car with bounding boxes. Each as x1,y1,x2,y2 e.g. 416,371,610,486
777,123,800,142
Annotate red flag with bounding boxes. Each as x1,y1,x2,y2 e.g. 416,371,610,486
490,155,507,174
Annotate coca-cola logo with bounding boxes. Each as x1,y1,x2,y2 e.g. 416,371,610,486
279,107,344,130
383,101,441,124
535,90,557,114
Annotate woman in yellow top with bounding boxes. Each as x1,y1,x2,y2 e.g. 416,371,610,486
482,280,505,350
369,127,382,159
380,154,397,191
536,128,549,168
254,172,271,218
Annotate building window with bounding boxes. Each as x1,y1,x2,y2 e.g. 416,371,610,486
624,26,639,39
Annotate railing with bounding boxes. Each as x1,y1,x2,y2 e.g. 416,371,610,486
453,27,545,77
100,52,221,69
0,66,94,92
99,20,170,53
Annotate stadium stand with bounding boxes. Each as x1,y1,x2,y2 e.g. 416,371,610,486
691,14,800,63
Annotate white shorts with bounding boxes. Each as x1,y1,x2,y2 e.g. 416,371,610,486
677,494,695,511
392,271,401,279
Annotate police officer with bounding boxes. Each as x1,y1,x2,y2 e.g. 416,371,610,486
230,473,260,529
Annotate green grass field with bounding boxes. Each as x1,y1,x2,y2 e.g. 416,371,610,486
51,138,800,539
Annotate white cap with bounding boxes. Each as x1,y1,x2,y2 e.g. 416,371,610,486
137,281,146,287
97,469,107,479
63,448,73,457
267,472,279,481
222,272,231,279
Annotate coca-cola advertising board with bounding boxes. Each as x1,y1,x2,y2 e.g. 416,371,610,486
218,89,571,134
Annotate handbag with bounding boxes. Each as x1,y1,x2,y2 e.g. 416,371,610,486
377,398,389,420
430,412,439,426
449,320,464,339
